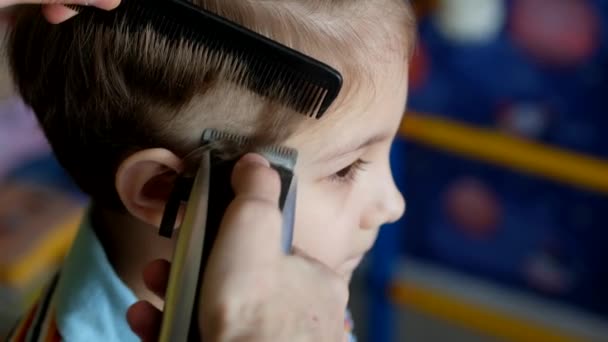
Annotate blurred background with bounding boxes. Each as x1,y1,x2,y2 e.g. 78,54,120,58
1,0,608,341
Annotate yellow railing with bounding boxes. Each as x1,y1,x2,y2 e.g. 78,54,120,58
391,281,588,342
400,113,608,195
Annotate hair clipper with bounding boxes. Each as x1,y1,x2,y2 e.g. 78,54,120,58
157,128,298,342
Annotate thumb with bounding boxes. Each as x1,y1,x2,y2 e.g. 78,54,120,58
206,153,284,273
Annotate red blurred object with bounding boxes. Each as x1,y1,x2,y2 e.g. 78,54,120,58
443,177,503,240
410,0,439,20
510,0,600,67
524,252,573,295
409,43,430,90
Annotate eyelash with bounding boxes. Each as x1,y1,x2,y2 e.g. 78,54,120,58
327,159,370,184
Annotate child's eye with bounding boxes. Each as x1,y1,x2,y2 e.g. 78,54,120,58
328,159,370,184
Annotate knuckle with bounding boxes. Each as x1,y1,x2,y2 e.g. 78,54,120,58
203,273,275,337
202,296,243,339
237,163,281,191
252,167,282,196
327,274,349,305
253,164,281,184
232,160,282,203
225,198,283,229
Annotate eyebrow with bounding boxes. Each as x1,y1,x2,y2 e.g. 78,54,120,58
316,132,390,163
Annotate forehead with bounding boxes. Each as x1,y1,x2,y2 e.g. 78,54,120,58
289,55,409,160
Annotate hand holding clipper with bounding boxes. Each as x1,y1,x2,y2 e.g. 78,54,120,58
198,154,349,342
127,153,350,342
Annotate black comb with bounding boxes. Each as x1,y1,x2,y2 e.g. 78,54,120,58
65,0,342,119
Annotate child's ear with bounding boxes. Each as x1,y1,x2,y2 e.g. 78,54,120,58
115,148,185,228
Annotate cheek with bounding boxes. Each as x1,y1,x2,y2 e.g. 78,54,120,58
291,181,358,268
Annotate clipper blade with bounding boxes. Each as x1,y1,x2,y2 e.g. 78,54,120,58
201,128,298,170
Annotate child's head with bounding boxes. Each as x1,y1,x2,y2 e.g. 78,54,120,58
8,0,415,281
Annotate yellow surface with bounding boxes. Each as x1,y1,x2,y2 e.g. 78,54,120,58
391,281,589,342
400,114,608,194
0,212,81,287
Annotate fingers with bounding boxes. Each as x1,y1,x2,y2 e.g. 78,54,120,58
87,0,120,10
289,249,351,307
291,245,325,264
0,0,120,6
16,0,121,24
0,0,120,10
41,4,77,23
206,153,283,273
142,259,171,299
230,153,280,204
126,301,162,342
0,0,120,9
127,260,170,340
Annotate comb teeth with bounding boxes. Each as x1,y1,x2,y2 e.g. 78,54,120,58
202,129,297,170
77,0,342,119
64,4,82,12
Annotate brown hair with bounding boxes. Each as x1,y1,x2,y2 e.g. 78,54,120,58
7,0,415,209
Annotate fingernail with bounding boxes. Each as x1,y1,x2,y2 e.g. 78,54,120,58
44,5,78,24
236,153,270,168
93,0,121,10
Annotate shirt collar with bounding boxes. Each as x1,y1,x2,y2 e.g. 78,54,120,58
53,211,139,341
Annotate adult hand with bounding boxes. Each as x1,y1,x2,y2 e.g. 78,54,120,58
0,0,120,23
127,153,350,342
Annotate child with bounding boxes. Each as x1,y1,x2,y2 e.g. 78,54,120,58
7,0,415,340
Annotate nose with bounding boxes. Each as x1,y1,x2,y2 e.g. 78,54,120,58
360,177,406,230
386,187,406,224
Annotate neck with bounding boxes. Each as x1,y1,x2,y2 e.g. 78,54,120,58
90,204,175,309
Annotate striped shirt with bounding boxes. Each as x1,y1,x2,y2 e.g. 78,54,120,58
8,274,62,342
